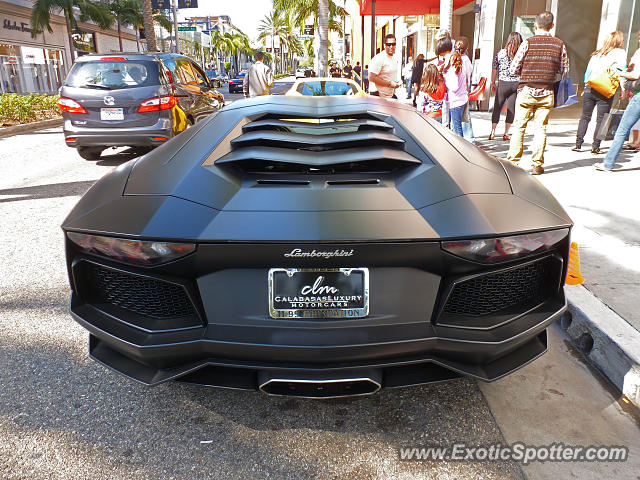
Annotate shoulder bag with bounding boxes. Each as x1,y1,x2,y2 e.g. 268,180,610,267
586,66,620,98
596,98,625,141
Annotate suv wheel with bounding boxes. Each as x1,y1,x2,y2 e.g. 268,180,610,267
77,147,103,161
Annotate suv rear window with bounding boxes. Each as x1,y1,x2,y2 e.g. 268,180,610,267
65,60,160,90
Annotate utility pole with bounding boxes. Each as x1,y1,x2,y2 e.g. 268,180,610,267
172,0,179,53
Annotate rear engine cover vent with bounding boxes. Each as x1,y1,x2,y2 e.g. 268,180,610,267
215,114,422,175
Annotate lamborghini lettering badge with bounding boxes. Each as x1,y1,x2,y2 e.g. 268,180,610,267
268,268,369,319
284,248,354,259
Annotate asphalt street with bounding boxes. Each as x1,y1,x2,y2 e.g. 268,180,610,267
0,85,638,479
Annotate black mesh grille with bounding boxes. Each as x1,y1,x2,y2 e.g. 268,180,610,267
443,257,554,317
87,265,195,319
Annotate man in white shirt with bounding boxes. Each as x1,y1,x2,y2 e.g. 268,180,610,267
243,51,274,98
368,34,400,98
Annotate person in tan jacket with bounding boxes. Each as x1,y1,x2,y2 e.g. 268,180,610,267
243,51,274,98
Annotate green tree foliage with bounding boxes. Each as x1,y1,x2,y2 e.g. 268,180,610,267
31,0,114,62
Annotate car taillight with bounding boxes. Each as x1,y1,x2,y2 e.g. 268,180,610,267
58,97,88,114
137,96,177,113
67,232,196,265
101,57,126,61
441,229,569,263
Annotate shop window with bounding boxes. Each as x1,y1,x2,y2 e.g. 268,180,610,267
511,0,551,39
73,33,96,56
0,44,66,94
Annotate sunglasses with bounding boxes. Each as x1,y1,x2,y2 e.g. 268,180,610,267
385,42,396,46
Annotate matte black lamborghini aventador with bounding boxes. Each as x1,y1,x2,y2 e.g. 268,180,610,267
63,96,572,398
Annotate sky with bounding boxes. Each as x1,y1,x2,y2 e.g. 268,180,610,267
177,0,274,42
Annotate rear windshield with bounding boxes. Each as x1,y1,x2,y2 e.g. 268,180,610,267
65,60,160,90
296,81,357,96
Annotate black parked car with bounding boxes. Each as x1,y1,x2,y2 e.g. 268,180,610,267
63,96,572,398
58,53,224,160
228,71,246,94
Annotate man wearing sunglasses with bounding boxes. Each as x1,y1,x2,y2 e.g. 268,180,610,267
368,34,401,98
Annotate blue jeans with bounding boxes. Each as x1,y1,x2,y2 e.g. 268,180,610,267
405,77,412,98
450,103,466,137
603,94,640,169
462,114,475,144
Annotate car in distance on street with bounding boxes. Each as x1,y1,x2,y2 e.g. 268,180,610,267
62,96,572,398
285,77,365,96
228,71,246,94
58,53,223,160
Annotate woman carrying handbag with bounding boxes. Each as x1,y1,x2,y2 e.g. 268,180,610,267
572,31,626,153
595,30,640,171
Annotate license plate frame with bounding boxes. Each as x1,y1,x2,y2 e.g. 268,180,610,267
268,268,369,319
100,107,124,120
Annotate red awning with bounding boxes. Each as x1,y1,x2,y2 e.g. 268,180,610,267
360,0,475,16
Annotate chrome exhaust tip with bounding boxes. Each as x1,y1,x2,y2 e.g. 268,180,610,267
258,370,382,399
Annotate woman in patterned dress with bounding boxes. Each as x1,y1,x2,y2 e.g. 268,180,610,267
488,32,522,140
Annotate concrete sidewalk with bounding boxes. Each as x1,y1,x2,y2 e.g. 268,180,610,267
401,90,640,406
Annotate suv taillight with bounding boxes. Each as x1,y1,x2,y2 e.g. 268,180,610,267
137,96,177,113
58,97,88,114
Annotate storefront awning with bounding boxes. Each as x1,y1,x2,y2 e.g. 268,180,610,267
360,0,475,16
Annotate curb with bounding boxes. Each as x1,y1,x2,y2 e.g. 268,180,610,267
561,285,640,408
0,118,63,138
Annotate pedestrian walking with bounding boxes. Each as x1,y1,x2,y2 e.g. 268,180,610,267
456,36,476,145
330,62,342,78
416,63,446,121
506,11,569,175
363,65,369,92
411,54,425,107
595,32,640,171
489,32,523,141
430,36,453,128
243,51,274,98
403,58,414,99
343,60,353,79
354,62,362,85
441,44,468,137
368,34,400,98
573,31,626,153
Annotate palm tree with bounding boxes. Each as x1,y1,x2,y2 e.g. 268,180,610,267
273,0,345,77
257,11,288,73
140,0,157,51
317,0,329,76
109,0,142,52
31,0,114,63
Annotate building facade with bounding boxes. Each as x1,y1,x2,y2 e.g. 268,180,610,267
347,0,640,108
1,0,137,95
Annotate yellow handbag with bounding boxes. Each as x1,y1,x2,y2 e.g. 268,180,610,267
586,67,619,98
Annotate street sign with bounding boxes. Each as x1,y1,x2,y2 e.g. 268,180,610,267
303,25,314,35
297,35,311,41
178,26,196,31
178,0,198,8
150,0,169,9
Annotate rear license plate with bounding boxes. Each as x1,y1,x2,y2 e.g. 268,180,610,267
268,268,369,319
100,108,124,120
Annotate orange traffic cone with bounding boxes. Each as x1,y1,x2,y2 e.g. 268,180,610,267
565,242,584,285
